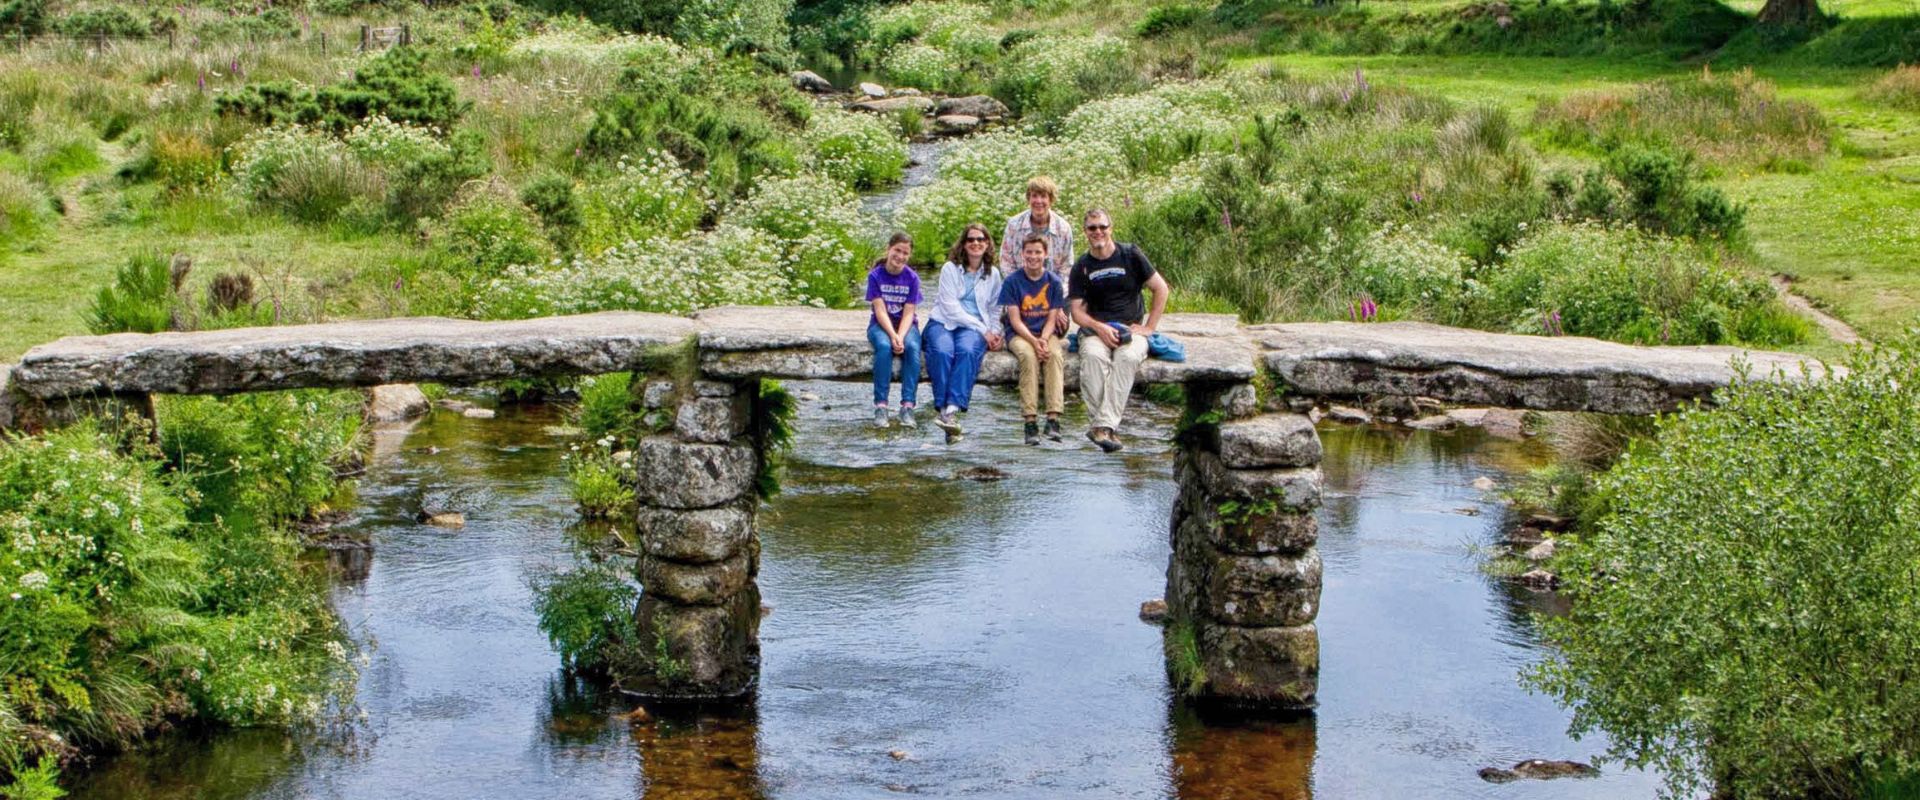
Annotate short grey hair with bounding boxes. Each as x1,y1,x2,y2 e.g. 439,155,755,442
1082,207,1111,226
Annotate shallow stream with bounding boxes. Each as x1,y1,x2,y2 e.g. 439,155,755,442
71,381,1663,799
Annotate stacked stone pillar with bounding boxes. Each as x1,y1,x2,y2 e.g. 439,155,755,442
1167,384,1324,709
628,376,764,701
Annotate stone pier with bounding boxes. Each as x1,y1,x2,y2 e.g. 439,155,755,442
627,374,764,700
1167,385,1325,709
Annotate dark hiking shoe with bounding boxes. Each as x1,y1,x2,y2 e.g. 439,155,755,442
1043,418,1063,441
1099,432,1124,453
1024,421,1040,446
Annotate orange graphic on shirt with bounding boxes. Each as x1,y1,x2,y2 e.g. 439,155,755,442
1020,290,1052,314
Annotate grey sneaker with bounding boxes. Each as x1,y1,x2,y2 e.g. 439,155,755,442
1023,421,1040,446
934,411,962,435
1100,432,1124,453
873,406,891,428
1043,418,1063,442
898,406,918,428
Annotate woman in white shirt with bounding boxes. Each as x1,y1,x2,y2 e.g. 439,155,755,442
925,222,1005,442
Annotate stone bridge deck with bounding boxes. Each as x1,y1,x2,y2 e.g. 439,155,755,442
0,306,1828,423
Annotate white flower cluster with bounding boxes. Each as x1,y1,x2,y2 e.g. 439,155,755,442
1350,222,1477,313
871,1,991,48
576,149,710,256
1062,86,1234,156
881,43,960,92
342,115,450,172
999,34,1129,93
508,30,692,70
480,224,799,318
803,108,909,191
227,125,349,201
932,129,1127,212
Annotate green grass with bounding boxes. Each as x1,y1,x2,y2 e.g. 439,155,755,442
1249,53,1920,345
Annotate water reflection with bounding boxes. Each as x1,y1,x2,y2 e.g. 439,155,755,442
633,710,766,800
1168,705,1316,800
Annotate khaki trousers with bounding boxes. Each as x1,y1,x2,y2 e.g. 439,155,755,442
1009,334,1066,417
1079,333,1149,430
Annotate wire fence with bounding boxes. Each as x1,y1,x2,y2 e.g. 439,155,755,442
0,24,409,54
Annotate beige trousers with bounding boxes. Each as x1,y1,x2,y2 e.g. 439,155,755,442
1079,333,1149,430
1009,334,1066,417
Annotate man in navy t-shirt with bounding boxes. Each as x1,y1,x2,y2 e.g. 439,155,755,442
1067,208,1170,453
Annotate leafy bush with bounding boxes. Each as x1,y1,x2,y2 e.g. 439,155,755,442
1864,64,1920,111
580,55,804,199
530,562,637,673
1529,344,1920,800
565,436,633,519
1601,144,1745,240
226,125,368,223
574,372,642,441
0,0,48,37
216,48,469,135
157,390,365,528
992,33,1138,124
519,172,581,252
1136,4,1207,38
0,424,355,780
86,253,177,334
1485,223,1802,346
1348,223,1476,323
574,150,708,256
428,181,555,280
50,6,149,38
1536,70,1830,171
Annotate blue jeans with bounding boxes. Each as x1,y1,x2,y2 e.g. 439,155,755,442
867,320,922,407
924,323,987,412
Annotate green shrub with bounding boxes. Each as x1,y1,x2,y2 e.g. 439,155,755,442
1485,223,1798,346
157,390,365,529
0,424,355,780
226,125,367,223
580,59,802,200
519,172,580,252
992,33,1139,125
1529,343,1920,800
731,173,876,306
429,181,554,281
0,0,47,37
573,372,642,441
51,6,149,38
217,48,469,135
530,562,637,673
1603,144,1745,240
146,130,221,194
86,253,177,335
1136,4,1207,38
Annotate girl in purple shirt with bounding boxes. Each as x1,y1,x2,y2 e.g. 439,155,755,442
866,232,924,429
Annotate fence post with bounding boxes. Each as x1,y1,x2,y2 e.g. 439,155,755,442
400,24,410,46
359,24,369,51
319,31,326,54
168,30,175,49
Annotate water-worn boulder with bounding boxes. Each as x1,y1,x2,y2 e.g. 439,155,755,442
1139,598,1169,623
931,114,982,135
634,437,758,509
636,503,753,563
851,96,935,115
1478,759,1599,783
1523,539,1557,562
367,383,431,422
857,81,887,98
638,552,750,605
1325,405,1372,424
935,95,1010,119
791,70,834,93
1213,414,1320,469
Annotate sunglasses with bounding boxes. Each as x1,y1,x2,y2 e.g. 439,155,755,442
1084,224,1111,231
963,236,989,243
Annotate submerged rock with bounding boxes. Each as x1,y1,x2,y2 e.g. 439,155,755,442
1325,406,1371,424
1478,759,1599,782
421,511,465,528
1139,598,1168,623
954,466,1008,482
1518,568,1558,590
1471,476,1498,491
888,749,910,761
462,407,496,419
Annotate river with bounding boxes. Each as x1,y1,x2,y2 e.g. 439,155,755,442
70,380,1664,799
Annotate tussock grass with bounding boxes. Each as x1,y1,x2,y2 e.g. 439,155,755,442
1536,68,1832,171
1863,63,1920,109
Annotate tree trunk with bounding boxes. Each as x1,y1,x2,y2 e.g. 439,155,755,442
1757,0,1821,27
